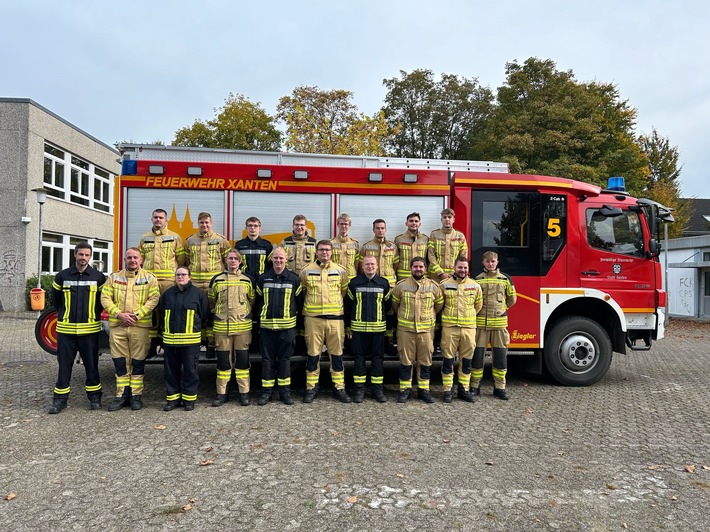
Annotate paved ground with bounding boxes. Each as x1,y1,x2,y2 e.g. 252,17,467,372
0,311,708,531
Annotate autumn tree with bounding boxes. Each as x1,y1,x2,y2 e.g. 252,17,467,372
639,128,689,237
467,58,649,196
381,69,493,159
173,93,282,151
276,86,389,156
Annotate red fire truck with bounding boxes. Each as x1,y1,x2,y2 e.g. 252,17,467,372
36,144,673,386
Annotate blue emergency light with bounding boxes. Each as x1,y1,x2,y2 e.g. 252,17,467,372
607,176,625,191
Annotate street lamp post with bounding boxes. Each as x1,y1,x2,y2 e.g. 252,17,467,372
32,188,47,289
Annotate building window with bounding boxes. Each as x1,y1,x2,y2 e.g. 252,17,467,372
43,143,114,213
703,252,710,262
41,233,112,275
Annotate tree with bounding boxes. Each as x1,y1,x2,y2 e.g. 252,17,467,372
381,69,493,159
639,128,689,238
467,58,649,196
276,86,389,156
173,93,282,151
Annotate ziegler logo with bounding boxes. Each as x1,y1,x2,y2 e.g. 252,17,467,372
511,330,536,341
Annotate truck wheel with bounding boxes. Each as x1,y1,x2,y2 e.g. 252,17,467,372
543,316,612,386
35,307,58,356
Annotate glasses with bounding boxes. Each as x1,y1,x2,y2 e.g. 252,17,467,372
317,248,332,253
246,224,260,228
175,273,189,277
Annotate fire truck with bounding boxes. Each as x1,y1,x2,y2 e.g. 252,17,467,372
35,144,673,386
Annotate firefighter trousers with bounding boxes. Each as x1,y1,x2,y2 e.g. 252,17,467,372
351,331,385,387
109,326,150,397
163,344,200,402
397,329,434,391
260,328,296,391
441,327,476,390
54,332,102,401
214,332,251,394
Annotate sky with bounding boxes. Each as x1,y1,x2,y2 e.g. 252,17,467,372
3,0,708,197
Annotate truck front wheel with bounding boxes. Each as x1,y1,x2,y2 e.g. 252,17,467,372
543,316,612,386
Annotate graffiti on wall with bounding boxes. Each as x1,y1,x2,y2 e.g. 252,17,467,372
0,250,21,285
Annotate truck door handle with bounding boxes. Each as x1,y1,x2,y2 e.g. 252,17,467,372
582,270,600,276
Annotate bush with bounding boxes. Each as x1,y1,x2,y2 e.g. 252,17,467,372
25,274,55,310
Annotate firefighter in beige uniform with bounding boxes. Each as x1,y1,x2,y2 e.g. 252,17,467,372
184,212,231,355
138,208,186,356
330,213,360,279
210,249,256,407
472,251,517,400
428,208,468,281
101,247,160,411
280,214,317,275
300,240,351,403
440,256,483,403
394,212,429,282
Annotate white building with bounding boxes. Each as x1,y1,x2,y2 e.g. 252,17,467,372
662,234,710,319
0,98,119,311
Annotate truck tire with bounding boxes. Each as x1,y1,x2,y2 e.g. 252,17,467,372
35,307,58,356
543,316,612,386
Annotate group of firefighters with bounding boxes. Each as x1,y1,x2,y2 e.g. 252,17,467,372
46,207,516,414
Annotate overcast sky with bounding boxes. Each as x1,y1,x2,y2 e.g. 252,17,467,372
3,1,708,197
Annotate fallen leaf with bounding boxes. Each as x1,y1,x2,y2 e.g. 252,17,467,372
622,523,628,529
485,460,494,466
182,504,192,511
5,493,16,501
396,473,405,478
322,483,328,488
347,496,357,503
206,447,213,452
684,464,696,474
199,459,214,466
648,465,657,470
671,495,678,501
331,432,339,436
561,428,569,433
702,465,710,471
606,484,616,490
154,425,167,431
442,439,450,444
21,419,33,423
189,498,196,503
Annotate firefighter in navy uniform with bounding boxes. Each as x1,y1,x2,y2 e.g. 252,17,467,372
48,242,107,414
209,249,255,407
345,255,391,403
101,247,160,411
159,267,210,411
255,246,303,405
472,251,517,400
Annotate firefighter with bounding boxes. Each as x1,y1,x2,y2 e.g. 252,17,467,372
300,240,350,403
428,208,468,282
345,255,391,403
280,214,317,275
48,242,107,414
359,219,399,354
159,267,210,411
391,256,444,404
234,216,273,280
440,256,483,403
138,208,186,358
255,246,303,406
331,213,360,279
209,249,255,407
100,247,160,411
472,251,517,400
394,212,429,282
184,211,231,357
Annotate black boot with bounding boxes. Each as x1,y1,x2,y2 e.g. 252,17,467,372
212,394,228,407
48,397,67,414
332,388,352,403
443,389,453,403
371,385,387,403
257,390,273,406
279,387,294,405
130,395,143,410
397,389,411,403
457,384,476,403
303,384,319,403
493,388,510,400
353,386,365,404
417,389,435,404
239,393,250,406
108,395,130,412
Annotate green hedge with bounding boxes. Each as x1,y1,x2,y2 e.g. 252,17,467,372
25,274,55,310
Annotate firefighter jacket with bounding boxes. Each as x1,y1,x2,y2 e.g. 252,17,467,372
52,265,107,335
159,282,210,346
345,273,391,333
209,271,255,334
185,230,231,283
359,237,399,288
235,236,273,279
440,275,483,329
100,267,160,328
280,233,317,275
394,230,429,281
139,228,186,280
475,268,516,329
391,276,443,333
256,267,303,330
330,234,360,279
428,228,468,277
299,260,348,317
